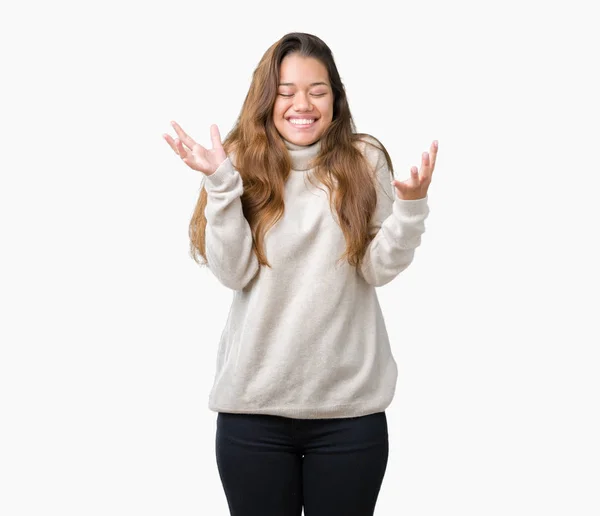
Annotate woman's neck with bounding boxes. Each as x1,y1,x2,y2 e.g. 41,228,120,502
283,138,321,171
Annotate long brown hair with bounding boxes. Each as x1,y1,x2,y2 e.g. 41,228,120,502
189,32,394,270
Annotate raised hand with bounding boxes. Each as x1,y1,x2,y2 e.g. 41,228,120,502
392,140,438,200
163,121,227,176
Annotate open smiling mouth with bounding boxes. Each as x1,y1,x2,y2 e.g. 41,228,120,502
287,118,317,129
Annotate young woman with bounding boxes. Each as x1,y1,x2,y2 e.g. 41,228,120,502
163,32,437,516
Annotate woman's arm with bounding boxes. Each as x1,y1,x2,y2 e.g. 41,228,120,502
202,157,260,290
358,152,430,287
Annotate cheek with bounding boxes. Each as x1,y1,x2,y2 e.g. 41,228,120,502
273,99,289,118
318,100,334,121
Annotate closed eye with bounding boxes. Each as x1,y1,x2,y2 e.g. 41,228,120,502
278,93,327,98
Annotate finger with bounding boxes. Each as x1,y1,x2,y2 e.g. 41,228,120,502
175,138,187,159
429,140,438,171
392,167,419,189
420,152,431,182
170,121,198,151
210,124,223,150
163,133,179,155
411,164,420,184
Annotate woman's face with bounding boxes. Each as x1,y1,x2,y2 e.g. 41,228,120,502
273,53,334,146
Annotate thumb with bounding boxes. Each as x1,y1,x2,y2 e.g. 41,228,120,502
210,124,223,150
391,180,408,197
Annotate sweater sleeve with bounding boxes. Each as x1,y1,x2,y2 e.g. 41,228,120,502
358,152,430,287
201,156,260,290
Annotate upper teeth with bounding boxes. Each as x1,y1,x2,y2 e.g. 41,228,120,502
289,119,315,125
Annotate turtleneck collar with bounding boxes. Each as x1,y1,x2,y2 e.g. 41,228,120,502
283,138,321,171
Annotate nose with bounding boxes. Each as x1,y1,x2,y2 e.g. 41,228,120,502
293,92,312,112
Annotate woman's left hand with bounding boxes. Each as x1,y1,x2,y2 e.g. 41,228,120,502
392,140,438,200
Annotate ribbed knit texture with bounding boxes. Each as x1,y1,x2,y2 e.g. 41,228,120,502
201,136,429,419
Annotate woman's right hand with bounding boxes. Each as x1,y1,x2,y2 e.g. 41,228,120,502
163,121,227,176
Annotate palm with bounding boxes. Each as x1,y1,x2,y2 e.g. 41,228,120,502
163,121,227,176
392,141,438,200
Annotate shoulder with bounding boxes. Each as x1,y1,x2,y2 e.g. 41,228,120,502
353,133,390,171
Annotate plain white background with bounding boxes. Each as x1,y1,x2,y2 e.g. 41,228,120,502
1,0,599,514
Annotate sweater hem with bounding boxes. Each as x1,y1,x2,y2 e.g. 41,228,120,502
208,398,394,420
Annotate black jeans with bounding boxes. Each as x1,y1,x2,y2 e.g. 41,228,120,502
215,410,389,516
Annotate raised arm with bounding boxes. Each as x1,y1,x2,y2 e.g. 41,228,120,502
358,141,437,287
201,158,260,290
164,121,259,290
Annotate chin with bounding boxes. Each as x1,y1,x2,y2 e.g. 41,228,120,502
282,131,322,146
290,136,318,146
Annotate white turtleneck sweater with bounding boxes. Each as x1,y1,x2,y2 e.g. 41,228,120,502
201,136,429,419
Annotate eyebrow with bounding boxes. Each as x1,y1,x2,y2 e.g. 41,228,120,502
278,82,329,87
